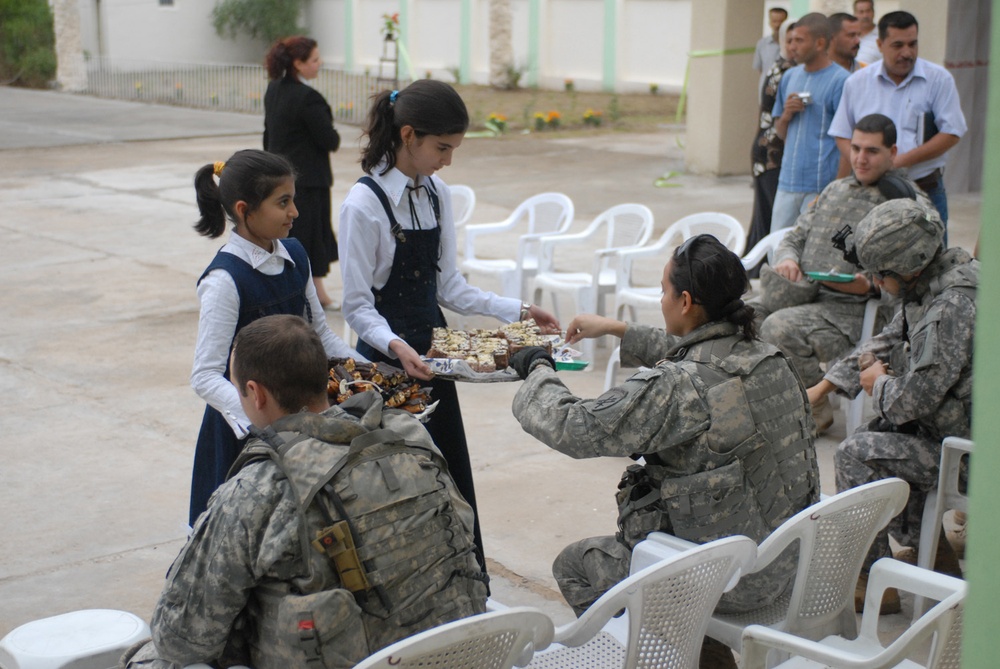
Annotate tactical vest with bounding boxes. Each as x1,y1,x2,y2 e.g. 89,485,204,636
231,392,487,669
889,250,977,441
616,333,818,550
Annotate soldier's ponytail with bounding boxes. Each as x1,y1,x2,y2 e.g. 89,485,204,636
670,235,758,340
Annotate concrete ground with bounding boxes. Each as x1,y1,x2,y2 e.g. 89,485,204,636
0,87,979,645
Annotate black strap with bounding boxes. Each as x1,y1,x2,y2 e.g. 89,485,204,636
358,175,441,238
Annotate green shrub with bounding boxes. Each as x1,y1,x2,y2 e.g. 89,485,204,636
0,0,56,88
212,0,305,44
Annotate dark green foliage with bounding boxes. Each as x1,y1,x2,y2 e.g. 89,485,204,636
0,0,56,87
211,0,305,44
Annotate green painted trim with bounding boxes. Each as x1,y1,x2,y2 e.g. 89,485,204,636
343,0,354,70
602,0,616,92
527,0,540,87
398,0,410,79
964,7,1000,667
459,0,471,84
790,0,810,16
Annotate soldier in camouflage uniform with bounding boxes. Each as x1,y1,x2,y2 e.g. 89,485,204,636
753,114,932,433
809,198,976,612
508,235,819,669
126,315,485,669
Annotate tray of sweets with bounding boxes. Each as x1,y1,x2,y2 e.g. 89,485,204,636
328,358,437,420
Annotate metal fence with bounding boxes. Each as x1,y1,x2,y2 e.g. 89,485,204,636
84,56,407,125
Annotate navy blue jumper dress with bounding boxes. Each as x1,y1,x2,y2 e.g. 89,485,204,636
354,176,486,573
189,238,312,526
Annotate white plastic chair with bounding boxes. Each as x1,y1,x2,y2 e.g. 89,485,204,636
741,227,791,271
601,212,745,389
842,295,888,435
741,559,966,669
0,609,150,669
450,184,477,229
461,192,574,300
644,478,910,659
525,535,756,669
353,607,555,669
531,203,654,359
614,212,745,323
913,436,972,619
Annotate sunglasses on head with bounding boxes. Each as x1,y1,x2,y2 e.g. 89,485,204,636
675,234,722,305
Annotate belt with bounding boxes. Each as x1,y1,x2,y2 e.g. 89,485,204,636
913,168,942,192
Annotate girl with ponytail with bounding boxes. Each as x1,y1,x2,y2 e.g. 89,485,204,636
189,149,359,525
338,80,560,573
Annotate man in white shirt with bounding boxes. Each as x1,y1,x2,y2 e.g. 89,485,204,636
854,0,881,63
829,10,967,235
754,7,789,101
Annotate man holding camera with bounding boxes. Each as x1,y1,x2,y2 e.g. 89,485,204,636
770,13,851,233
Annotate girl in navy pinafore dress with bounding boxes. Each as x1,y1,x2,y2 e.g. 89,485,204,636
188,149,359,525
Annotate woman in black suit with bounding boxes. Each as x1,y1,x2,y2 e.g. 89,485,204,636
264,36,341,308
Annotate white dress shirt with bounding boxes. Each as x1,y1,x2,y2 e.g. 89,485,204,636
829,58,967,180
856,31,881,65
339,165,521,357
190,232,360,438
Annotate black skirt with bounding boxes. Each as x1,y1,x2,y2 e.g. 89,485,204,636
290,186,338,276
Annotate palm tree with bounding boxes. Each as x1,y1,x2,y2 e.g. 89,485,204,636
488,0,514,88
52,0,88,91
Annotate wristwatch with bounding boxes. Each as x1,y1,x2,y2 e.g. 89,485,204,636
520,302,531,320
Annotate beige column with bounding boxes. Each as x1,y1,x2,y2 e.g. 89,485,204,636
898,0,949,64
684,0,765,176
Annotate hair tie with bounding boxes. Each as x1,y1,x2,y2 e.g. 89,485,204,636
213,161,226,177
722,298,745,316
389,90,399,106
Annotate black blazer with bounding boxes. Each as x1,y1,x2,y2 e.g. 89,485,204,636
263,77,340,188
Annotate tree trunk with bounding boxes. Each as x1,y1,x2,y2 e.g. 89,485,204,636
53,0,88,92
488,0,514,88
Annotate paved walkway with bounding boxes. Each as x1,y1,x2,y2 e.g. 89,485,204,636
0,86,979,642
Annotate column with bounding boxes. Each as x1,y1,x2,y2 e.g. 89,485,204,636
684,0,763,175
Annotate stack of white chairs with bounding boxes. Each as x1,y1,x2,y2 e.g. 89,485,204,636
913,436,972,619
461,192,574,300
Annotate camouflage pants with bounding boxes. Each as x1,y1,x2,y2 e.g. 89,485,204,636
553,534,796,617
759,301,867,387
835,427,942,571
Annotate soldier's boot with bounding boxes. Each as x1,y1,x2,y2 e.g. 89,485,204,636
855,570,901,615
946,510,967,560
699,637,737,669
811,395,834,435
892,529,963,577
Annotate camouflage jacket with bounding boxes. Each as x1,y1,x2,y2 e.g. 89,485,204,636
825,248,978,440
513,321,818,511
772,171,929,304
151,397,484,669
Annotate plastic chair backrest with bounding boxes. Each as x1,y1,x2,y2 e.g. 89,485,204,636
741,228,791,270
718,478,909,645
513,192,575,237
353,607,555,669
602,203,655,250
665,212,746,256
450,184,476,228
530,536,756,669
741,559,966,669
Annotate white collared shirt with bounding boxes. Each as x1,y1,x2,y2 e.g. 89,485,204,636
829,57,967,179
339,164,520,356
190,232,360,438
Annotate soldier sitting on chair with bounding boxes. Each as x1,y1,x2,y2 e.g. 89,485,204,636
808,198,975,615
752,113,933,435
